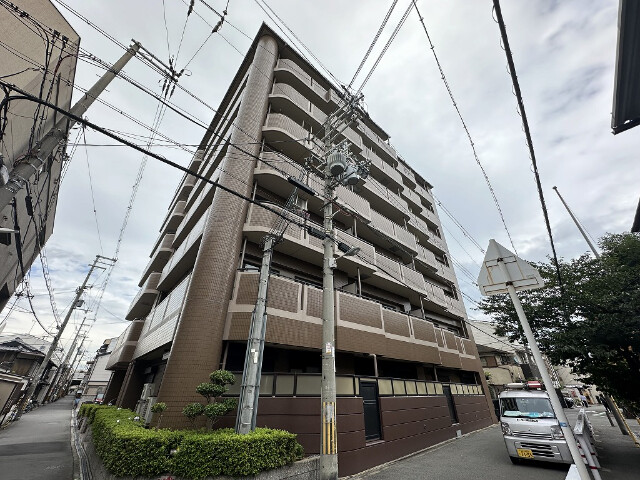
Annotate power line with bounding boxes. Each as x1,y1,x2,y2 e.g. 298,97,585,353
349,0,399,88
356,0,414,94
491,1,565,296
412,0,518,255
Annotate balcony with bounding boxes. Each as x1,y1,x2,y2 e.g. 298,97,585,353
134,273,192,359
226,272,466,366
401,187,423,213
262,113,317,160
274,58,328,106
157,214,206,291
163,200,186,233
366,210,417,255
176,174,196,202
356,177,409,222
175,185,213,249
414,243,438,271
397,159,416,187
138,233,175,287
105,319,144,369
126,273,161,320
255,152,371,225
188,150,204,173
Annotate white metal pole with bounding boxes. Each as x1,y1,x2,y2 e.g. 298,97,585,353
497,260,591,480
552,186,631,436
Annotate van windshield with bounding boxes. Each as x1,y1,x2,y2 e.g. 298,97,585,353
500,397,555,418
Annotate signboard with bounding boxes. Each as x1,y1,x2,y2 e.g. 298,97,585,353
477,239,544,296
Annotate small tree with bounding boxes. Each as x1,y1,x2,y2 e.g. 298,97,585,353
183,369,237,429
150,401,167,429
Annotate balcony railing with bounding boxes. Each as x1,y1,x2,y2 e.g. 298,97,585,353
224,371,483,398
127,273,161,320
157,214,206,290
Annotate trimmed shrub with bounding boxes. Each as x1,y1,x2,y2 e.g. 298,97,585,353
172,428,303,478
78,406,304,479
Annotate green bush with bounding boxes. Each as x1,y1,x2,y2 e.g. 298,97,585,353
78,406,303,478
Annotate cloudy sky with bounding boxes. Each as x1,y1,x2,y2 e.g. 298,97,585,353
3,0,639,361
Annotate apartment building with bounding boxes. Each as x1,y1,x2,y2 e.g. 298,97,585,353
105,24,495,475
0,0,79,312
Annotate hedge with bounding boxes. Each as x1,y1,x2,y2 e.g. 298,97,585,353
78,405,304,478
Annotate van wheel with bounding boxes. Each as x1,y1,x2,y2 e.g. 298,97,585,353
510,457,521,465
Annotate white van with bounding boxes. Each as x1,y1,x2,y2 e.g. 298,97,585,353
498,382,572,464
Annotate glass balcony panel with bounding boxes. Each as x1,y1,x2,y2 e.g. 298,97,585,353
378,379,393,395
275,375,295,395
260,375,274,395
296,375,321,395
336,376,355,396
392,379,406,395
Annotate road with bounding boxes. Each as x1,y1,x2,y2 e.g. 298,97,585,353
0,396,76,480
350,405,640,480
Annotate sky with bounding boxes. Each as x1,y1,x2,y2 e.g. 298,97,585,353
3,0,639,364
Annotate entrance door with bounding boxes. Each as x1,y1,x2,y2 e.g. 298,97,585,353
443,385,459,424
360,381,381,441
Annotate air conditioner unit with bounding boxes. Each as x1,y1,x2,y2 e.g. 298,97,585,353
144,397,158,424
135,398,148,417
140,383,155,399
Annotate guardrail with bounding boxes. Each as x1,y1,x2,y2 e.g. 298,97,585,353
573,408,601,479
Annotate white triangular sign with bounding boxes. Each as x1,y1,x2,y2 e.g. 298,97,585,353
477,239,544,296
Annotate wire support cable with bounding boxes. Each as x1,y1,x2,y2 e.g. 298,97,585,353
412,0,517,255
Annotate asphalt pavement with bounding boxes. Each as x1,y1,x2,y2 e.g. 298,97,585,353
350,405,640,480
0,395,75,480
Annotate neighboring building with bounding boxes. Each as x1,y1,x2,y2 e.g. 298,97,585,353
0,334,60,420
553,364,600,406
0,0,79,312
612,0,640,134
79,338,115,405
471,321,537,398
106,25,494,476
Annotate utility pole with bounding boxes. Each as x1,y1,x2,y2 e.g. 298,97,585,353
0,41,141,211
47,315,90,401
14,255,109,419
318,94,366,480
320,144,338,479
552,185,633,438
235,236,274,434
236,166,317,434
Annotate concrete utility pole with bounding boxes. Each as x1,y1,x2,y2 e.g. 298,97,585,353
552,185,633,438
14,255,109,419
47,315,90,401
320,148,338,479
0,41,140,211
318,95,366,480
235,236,274,434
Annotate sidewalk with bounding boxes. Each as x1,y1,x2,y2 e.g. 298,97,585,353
571,404,640,480
0,396,76,480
